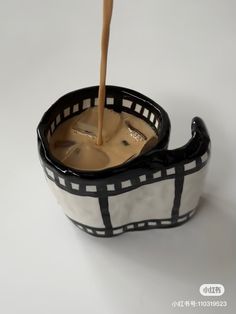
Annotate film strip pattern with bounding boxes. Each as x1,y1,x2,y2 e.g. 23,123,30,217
67,209,197,237
46,95,160,144
39,88,210,237
43,151,209,198
43,150,209,237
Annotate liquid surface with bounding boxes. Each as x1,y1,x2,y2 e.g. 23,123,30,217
49,107,158,171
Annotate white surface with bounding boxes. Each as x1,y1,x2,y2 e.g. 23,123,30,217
47,179,105,228
179,166,207,216
0,0,235,313
109,178,175,226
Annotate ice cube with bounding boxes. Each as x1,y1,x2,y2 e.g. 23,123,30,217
72,122,97,138
124,120,147,142
122,154,137,164
53,140,77,162
54,140,76,148
63,143,109,170
72,107,121,142
139,137,158,154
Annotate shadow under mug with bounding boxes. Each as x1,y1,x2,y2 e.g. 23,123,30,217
37,85,210,237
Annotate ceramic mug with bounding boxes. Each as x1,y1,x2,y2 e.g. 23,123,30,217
37,86,210,237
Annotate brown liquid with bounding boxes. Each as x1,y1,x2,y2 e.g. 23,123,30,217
49,107,158,171
97,0,113,145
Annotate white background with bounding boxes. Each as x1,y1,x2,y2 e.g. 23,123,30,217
0,0,235,313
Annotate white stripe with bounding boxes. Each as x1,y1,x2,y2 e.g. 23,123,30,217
83,98,91,109
121,180,132,188
135,104,142,113
46,168,54,179
143,108,149,118
86,185,97,192
166,168,175,175
58,177,65,186
113,228,123,235
107,184,115,191
96,230,105,235
161,220,171,225
86,228,94,234
184,160,196,171
64,107,70,118
139,174,147,182
126,224,134,229
138,222,145,227
51,121,55,133
201,152,208,163
148,221,157,226
123,99,132,108
73,103,79,113
71,183,79,190
153,171,161,179
107,97,114,105
178,216,188,222
150,112,155,123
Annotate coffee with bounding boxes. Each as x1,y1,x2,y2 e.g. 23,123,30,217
49,107,158,170
48,0,159,171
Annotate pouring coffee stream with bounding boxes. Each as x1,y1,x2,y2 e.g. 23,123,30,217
97,0,113,146
48,0,159,170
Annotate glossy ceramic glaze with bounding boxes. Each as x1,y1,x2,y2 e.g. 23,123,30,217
37,86,210,237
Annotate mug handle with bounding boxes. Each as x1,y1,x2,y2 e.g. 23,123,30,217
145,117,210,168
142,117,210,223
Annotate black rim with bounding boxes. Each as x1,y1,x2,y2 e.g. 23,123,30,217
37,85,171,178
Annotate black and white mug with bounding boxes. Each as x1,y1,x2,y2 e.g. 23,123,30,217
37,86,210,237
